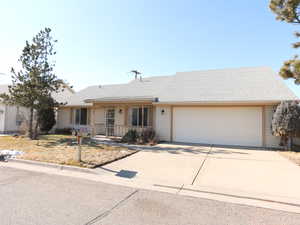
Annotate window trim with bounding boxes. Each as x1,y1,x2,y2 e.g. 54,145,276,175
131,107,150,127
74,108,88,125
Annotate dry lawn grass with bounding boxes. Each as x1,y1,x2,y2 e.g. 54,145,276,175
0,135,137,168
280,146,300,166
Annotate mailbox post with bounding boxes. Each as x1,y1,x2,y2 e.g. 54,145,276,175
73,129,83,162
73,128,89,162
76,133,82,162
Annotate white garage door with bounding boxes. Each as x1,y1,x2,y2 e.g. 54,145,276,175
173,107,262,147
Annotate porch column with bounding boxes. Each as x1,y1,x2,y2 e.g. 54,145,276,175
142,105,144,129
150,106,154,128
91,107,95,136
124,105,128,126
124,105,128,135
70,107,73,126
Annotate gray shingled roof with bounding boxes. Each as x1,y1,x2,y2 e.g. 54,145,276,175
66,76,171,106
158,67,298,103
65,66,298,106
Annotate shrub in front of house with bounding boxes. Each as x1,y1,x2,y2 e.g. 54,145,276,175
121,129,139,144
139,128,158,145
38,105,56,134
122,128,158,145
55,128,72,135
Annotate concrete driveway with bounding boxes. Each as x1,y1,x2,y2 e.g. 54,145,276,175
101,144,210,185
101,143,300,207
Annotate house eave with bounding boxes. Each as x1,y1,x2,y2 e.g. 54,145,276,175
59,104,93,108
84,96,157,104
152,100,297,106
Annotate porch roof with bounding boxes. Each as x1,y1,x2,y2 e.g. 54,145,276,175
64,75,169,106
84,96,157,103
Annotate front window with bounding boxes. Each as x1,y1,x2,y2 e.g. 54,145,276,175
75,108,87,125
131,107,149,126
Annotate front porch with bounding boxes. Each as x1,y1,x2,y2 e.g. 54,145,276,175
90,103,154,137
93,124,153,137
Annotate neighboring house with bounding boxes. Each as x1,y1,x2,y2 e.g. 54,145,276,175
0,84,74,134
56,67,298,148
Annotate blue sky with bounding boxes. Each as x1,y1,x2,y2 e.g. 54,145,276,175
0,0,300,96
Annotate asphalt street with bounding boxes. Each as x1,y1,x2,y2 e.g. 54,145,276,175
1,166,300,225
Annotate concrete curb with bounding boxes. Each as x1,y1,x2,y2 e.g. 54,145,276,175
8,158,98,175
95,150,139,168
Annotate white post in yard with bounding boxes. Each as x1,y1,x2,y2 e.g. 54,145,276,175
76,131,82,162
77,140,81,162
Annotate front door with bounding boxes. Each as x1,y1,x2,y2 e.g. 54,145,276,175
106,109,115,136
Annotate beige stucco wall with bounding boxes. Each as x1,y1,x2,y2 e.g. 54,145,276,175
93,106,125,125
153,104,281,148
57,106,127,135
115,106,125,126
0,105,30,133
264,105,281,148
57,107,92,129
94,107,105,124
57,108,71,129
115,106,125,136
93,107,105,134
155,106,171,141
0,86,75,133
55,104,282,148
93,106,125,136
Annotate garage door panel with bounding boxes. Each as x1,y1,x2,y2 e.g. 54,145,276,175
173,107,262,146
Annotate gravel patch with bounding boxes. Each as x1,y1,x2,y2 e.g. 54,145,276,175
280,151,300,166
